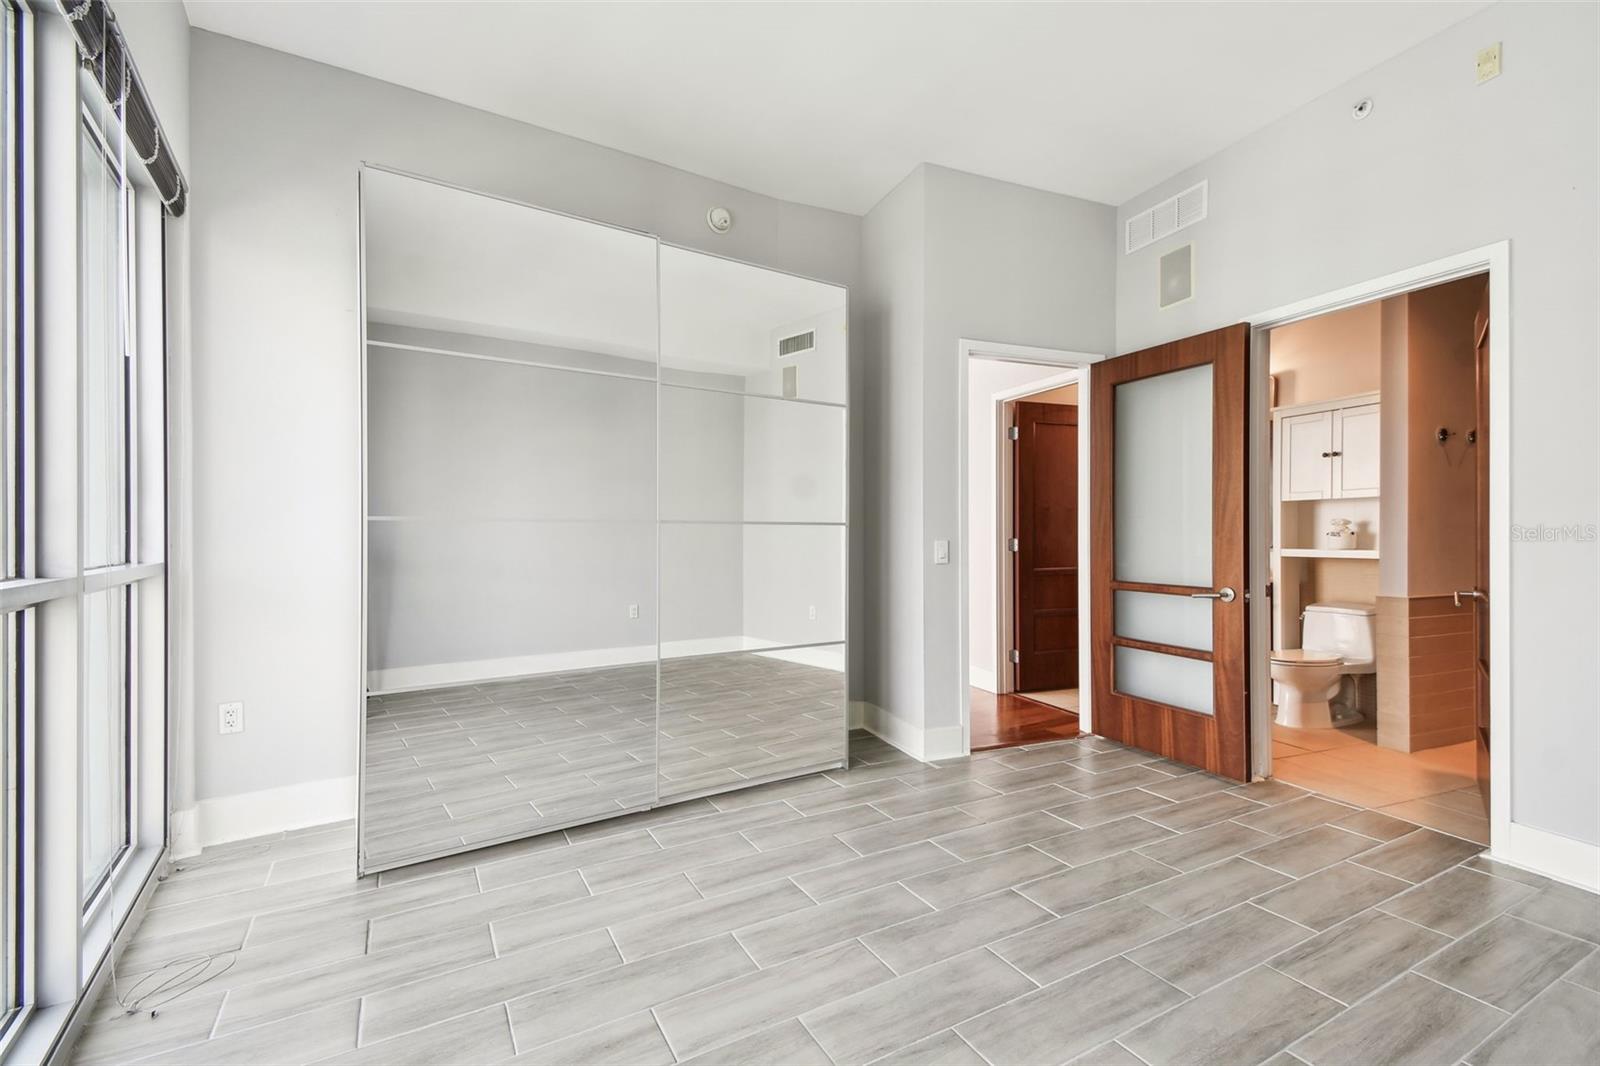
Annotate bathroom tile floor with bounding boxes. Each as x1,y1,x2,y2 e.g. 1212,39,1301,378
1270,724,1489,844
76,732,1592,1065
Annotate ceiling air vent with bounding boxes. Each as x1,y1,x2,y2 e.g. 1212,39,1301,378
777,330,815,359
1125,180,1208,254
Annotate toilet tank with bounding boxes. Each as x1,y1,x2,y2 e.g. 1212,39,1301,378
1302,602,1377,665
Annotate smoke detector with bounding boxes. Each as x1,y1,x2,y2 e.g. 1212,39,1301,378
706,206,733,234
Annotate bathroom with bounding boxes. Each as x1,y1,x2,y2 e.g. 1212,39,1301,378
1266,273,1490,843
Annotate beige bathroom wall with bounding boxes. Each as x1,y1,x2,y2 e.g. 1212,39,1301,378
1268,300,1382,407
1308,558,1379,604
1405,275,1485,598
1024,382,1078,405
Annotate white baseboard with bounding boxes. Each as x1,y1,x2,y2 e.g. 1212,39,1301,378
969,667,997,694
758,645,845,672
369,646,656,694
181,775,357,851
660,636,769,658
170,807,201,859
853,702,966,764
369,637,845,694
1493,820,1600,892
847,700,866,730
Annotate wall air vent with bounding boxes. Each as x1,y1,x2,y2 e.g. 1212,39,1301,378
1125,180,1208,254
777,330,815,359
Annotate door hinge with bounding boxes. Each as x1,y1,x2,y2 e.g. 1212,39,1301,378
1007,537,1019,552
1007,426,1020,441
1009,649,1021,664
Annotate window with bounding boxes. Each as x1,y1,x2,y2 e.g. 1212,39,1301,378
0,0,18,1034
0,10,170,1055
77,118,133,906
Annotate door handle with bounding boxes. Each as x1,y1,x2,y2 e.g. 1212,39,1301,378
1191,587,1236,603
1453,589,1487,608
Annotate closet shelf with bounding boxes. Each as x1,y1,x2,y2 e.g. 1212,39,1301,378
1278,547,1379,559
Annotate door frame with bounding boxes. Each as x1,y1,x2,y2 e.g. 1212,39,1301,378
957,340,1105,757
1244,242,1513,860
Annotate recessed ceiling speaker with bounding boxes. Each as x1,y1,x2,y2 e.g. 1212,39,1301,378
1159,243,1194,309
706,206,733,233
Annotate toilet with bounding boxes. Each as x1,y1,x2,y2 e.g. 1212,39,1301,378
1271,602,1377,729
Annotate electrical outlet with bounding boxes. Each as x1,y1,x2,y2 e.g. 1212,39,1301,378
627,603,640,620
808,605,817,621
1476,42,1501,84
218,701,245,735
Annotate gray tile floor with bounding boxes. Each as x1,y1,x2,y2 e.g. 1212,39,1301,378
363,654,845,870
78,733,1598,1065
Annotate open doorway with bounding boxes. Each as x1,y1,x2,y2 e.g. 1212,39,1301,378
964,357,1084,751
1259,273,1490,843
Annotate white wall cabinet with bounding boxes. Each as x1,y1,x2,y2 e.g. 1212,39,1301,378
1277,396,1380,501
1270,392,1382,657
1282,410,1335,500
1335,403,1381,497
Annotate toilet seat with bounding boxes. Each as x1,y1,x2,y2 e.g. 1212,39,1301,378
1270,649,1342,667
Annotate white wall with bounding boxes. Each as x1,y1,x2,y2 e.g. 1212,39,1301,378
856,168,927,745
965,361,1078,692
187,31,860,816
920,167,1114,746
856,166,1113,754
1115,3,1598,846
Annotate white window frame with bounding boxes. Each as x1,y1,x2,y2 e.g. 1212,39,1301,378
0,6,170,1061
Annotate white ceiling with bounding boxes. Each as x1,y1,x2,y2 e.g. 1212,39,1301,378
364,168,843,372
185,1,1487,214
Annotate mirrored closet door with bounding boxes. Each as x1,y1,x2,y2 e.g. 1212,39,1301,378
359,167,848,874
657,247,848,802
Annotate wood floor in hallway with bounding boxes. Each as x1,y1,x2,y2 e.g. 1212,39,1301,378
969,689,1080,751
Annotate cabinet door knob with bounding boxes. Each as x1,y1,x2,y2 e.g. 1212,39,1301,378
1320,451,1332,457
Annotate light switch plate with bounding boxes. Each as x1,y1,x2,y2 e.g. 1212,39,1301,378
933,539,950,565
1476,42,1501,84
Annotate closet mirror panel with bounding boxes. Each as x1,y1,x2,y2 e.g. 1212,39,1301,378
656,246,848,801
659,245,848,404
360,168,660,873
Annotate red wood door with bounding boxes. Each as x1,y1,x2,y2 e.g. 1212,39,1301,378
1091,324,1250,780
1013,401,1079,692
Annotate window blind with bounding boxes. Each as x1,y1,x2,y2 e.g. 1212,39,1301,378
62,0,188,216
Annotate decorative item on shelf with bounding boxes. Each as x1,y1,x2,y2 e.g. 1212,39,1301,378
1326,518,1356,550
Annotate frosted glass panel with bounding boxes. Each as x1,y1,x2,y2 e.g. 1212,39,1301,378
660,387,846,523
1114,364,1212,585
660,523,845,652
1114,646,1214,716
658,245,847,404
1115,590,1214,652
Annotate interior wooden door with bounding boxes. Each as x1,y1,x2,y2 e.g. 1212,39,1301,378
1473,281,1491,808
1091,324,1249,780
1014,400,1079,692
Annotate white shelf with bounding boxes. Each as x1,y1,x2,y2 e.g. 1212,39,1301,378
1279,548,1379,560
